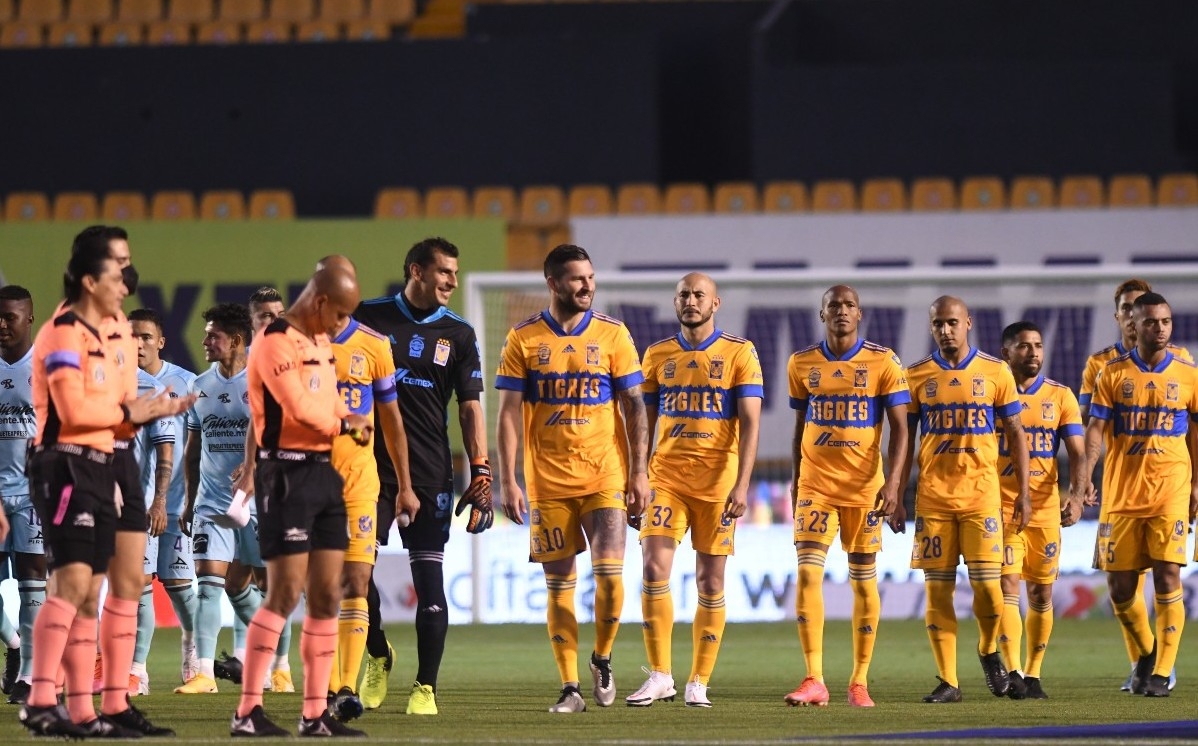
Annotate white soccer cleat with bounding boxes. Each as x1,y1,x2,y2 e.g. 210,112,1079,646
625,667,676,707
684,678,711,708
549,686,587,713
589,653,616,707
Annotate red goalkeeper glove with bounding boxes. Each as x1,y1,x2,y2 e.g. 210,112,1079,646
455,457,493,534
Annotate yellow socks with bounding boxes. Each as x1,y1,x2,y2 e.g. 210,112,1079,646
924,570,958,687
1154,590,1185,676
968,563,1003,656
640,579,672,673
545,572,579,684
335,596,369,694
795,548,827,681
591,559,624,658
1024,597,1053,678
998,590,1023,673
847,561,879,686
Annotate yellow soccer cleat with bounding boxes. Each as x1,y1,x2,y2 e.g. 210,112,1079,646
406,683,438,715
270,669,295,693
359,642,394,710
173,674,219,694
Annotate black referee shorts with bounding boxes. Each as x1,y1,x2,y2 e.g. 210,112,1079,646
28,449,117,572
112,446,148,533
255,459,347,559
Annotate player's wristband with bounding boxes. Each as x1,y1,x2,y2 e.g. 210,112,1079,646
470,458,491,482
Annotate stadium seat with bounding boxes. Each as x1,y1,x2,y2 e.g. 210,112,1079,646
150,190,196,219
1058,175,1103,209
195,19,240,41
1156,173,1198,206
268,0,308,20
200,190,246,219
374,188,422,218
98,20,143,43
1008,176,1056,209
46,20,92,44
67,0,111,21
959,176,1006,210
472,186,517,220
566,184,613,216
295,18,339,39
343,17,386,38
909,177,957,211
506,226,544,271
18,0,63,22
1107,174,1153,208
145,18,187,41
713,182,759,213
860,178,907,211
544,224,570,251
166,0,211,21
245,18,288,40
664,183,710,214
4,192,50,221
101,191,148,220
0,20,43,45
518,185,566,228
248,189,294,219
53,192,98,221
616,183,661,215
424,187,468,218
367,0,411,24
218,0,261,21
116,0,160,22
761,181,808,213
0,0,12,21
319,0,362,21
811,180,857,212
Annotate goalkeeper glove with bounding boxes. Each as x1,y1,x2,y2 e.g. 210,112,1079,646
455,457,494,534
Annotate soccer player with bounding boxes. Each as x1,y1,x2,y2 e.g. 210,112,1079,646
626,273,762,709
1079,278,1190,691
496,244,651,713
354,237,491,715
1082,292,1198,698
177,303,264,695
893,295,1030,703
995,321,1086,700
130,307,200,686
782,285,910,708
0,285,42,706
230,258,372,737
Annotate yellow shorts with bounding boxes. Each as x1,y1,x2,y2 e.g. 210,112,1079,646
1098,513,1189,572
792,494,883,554
340,463,380,565
639,487,735,556
529,490,626,564
1002,524,1061,584
910,509,1003,570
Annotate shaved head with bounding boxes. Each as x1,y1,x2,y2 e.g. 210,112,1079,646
930,295,969,318
678,272,717,296
292,254,361,338
316,255,358,276
674,272,720,333
822,284,859,307
928,295,972,359
313,261,361,310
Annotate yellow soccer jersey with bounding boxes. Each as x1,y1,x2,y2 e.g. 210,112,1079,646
1080,341,1192,410
997,375,1083,527
642,330,763,501
331,319,397,475
788,339,911,507
1089,349,1198,517
495,309,644,500
906,348,1021,514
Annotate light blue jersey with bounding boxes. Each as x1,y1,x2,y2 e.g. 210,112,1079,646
152,360,197,516
133,370,174,506
0,347,35,500
187,364,250,513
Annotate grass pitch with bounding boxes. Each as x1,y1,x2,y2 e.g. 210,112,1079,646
1,617,1190,743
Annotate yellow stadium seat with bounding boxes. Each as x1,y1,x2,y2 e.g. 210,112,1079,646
544,224,570,250
295,18,338,39
245,18,288,39
343,17,385,38
616,183,661,215
195,19,240,41
367,0,410,23
98,20,143,43
116,0,160,21
46,20,92,44
811,180,857,212
167,0,211,21
0,0,12,21
712,182,758,214
663,183,710,214
0,20,43,45
518,186,565,228
319,0,361,20
374,188,422,218
1156,173,1198,207
424,187,468,218
268,0,308,20
1058,175,1103,209
860,178,907,211
150,190,196,219
566,184,613,216
67,0,111,21
472,186,516,220
200,190,246,219
218,0,260,21
4,192,50,221
506,226,543,271
761,181,808,213
908,177,956,211
101,191,147,220
145,18,188,41
248,189,294,219
959,176,1006,210
1107,174,1152,208
1008,176,1056,209
52,192,99,220
18,0,62,22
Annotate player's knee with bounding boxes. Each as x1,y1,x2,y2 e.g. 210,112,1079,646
1027,583,1052,606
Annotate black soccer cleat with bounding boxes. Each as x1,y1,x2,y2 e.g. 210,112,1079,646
7,678,31,705
979,652,1010,697
299,711,367,737
2,647,19,695
1143,674,1171,698
108,700,177,736
921,677,962,703
231,705,290,737
19,703,90,738
1023,676,1049,699
78,713,144,739
1130,643,1157,695
1006,671,1027,700
332,687,364,722
215,650,245,685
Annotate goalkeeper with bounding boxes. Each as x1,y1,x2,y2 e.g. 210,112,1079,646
353,237,493,716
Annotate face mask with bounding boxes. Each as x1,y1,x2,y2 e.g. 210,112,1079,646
122,264,140,295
